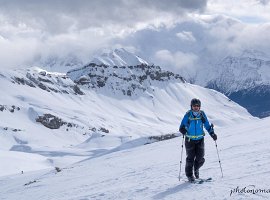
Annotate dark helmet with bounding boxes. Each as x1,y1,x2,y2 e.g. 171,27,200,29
190,98,201,107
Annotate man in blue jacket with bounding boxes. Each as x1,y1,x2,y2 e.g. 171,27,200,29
179,98,217,182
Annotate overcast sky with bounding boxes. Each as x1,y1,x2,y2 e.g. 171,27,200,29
0,0,269,70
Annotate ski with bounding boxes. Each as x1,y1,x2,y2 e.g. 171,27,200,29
196,177,212,184
185,177,212,184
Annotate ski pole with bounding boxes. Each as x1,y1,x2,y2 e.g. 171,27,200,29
214,140,224,178
178,134,185,181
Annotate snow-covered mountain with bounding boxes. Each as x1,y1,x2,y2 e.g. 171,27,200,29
88,48,270,118
0,55,253,177
91,48,149,67
205,50,270,94
33,54,84,73
67,63,184,97
202,50,270,118
33,48,148,74
10,45,270,119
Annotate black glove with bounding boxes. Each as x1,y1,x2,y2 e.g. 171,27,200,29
179,126,187,135
210,132,217,141
207,123,214,133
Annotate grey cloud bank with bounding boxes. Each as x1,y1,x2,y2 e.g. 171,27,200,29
0,0,270,71
0,0,206,33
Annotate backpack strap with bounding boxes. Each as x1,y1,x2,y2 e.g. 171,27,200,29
200,110,206,123
186,110,192,128
187,110,206,126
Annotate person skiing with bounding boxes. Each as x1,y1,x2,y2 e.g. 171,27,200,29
179,98,217,182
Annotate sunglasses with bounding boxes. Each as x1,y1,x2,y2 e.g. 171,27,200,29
192,105,200,107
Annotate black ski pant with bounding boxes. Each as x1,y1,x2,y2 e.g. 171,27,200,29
185,137,205,177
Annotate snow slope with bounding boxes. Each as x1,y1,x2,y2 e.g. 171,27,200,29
202,50,270,118
205,49,270,94
91,48,149,67
0,116,268,200
32,54,84,74
0,65,252,177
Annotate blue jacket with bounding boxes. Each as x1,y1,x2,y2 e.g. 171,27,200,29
180,110,213,140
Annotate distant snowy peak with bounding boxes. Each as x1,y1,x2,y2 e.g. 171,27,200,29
206,50,270,94
33,48,148,73
34,54,84,73
91,48,149,67
240,49,269,60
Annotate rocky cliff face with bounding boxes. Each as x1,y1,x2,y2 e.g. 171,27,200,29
67,63,185,97
4,67,84,95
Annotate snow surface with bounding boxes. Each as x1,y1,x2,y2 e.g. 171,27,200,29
91,48,149,67
0,117,269,200
0,64,263,200
33,55,84,73
194,49,270,94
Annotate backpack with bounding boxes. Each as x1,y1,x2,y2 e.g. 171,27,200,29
186,110,206,128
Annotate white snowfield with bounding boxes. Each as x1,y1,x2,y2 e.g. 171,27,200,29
0,117,269,200
0,65,264,200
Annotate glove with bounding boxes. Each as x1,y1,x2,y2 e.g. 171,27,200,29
179,126,187,135
207,123,214,133
210,132,217,141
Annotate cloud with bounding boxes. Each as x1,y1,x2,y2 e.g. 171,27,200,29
0,36,39,69
0,0,207,34
154,49,198,70
0,0,208,69
257,0,270,5
176,31,196,42
117,14,270,78
207,0,270,23
198,15,270,58
0,21,116,69
0,1,270,72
